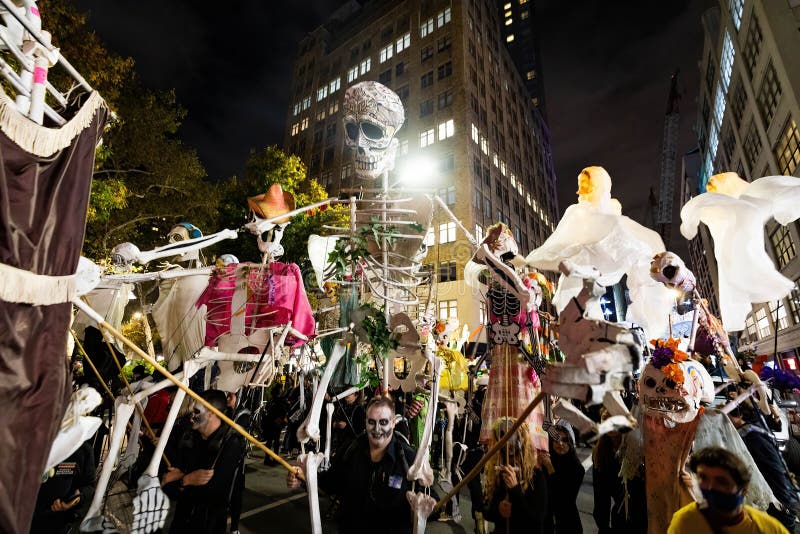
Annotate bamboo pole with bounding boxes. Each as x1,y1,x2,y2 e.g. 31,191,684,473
431,392,545,513
73,298,303,479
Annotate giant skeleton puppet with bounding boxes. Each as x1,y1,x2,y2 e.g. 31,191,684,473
464,223,549,450
299,81,438,533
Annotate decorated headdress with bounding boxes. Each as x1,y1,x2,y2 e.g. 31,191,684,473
247,183,296,223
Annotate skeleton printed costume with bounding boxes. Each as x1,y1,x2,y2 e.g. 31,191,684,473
465,223,548,450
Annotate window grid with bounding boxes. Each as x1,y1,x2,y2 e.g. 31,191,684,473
756,307,772,339
439,222,456,243
379,44,393,63
769,300,789,330
788,279,800,325
730,78,747,126
720,31,734,91
742,14,762,75
420,128,435,148
743,121,762,170
439,260,457,283
438,119,455,140
757,62,781,126
729,0,744,30
438,299,458,320
775,119,800,176
770,225,796,268
396,33,411,52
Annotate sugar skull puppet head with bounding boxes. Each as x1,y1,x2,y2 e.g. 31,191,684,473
343,81,405,180
639,343,714,424
245,184,296,258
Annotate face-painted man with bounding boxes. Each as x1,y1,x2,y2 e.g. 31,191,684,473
366,402,396,451
189,402,220,439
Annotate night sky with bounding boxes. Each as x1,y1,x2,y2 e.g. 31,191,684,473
71,0,713,256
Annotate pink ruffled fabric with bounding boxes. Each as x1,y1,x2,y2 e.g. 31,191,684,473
196,262,315,347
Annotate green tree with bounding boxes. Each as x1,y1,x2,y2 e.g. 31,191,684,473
218,145,349,268
37,0,221,260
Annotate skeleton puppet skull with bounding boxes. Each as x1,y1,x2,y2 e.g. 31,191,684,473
343,81,405,179
650,251,696,294
639,359,714,424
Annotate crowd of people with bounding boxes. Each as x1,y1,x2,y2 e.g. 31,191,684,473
30,357,800,534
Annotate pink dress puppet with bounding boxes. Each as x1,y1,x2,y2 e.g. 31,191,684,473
465,223,548,451
197,262,315,347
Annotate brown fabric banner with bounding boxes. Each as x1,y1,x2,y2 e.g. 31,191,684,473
0,103,107,534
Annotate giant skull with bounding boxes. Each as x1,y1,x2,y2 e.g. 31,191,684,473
343,81,404,180
639,358,714,423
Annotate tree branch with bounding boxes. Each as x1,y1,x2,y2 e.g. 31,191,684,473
94,168,153,177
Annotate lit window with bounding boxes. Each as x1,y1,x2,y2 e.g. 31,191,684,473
471,123,479,144
380,44,393,63
729,0,743,30
480,136,488,155
775,118,800,176
720,31,734,92
424,227,435,247
293,103,301,116
328,101,339,115
421,18,434,38
787,279,800,324
300,117,309,131
526,193,532,206
519,0,528,3
510,174,516,187
504,10,512,18
504,2,511,9
526,70,535,80
492,153,499,167
756,307,772,338
420,128,435,148
769,300,789,330
347,65,358,83
439,222,456,243
302,96,311,110
475,225,484,243
520,10,529,20
437,8,451,28
438,299,458,320
291,123,299,136
316,86,328,102
360,58,371,75
315,109,326,121
329,77,341,93
341,163,353,179
438,185,456,206
506,34,514,42
505,18,512,25
438,119,455,140
500,161,507,176
396,33,411,52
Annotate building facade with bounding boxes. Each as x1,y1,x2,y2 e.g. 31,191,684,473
693,0,800,357
496,0,547,119
283,0,559,329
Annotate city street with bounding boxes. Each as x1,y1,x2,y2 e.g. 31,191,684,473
236,445,600,533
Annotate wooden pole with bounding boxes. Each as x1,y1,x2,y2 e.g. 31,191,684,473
431,392,545,513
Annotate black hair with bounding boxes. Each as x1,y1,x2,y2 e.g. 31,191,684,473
200,389,230,416
689,446,751,489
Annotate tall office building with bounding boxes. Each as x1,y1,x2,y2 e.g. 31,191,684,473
693,1,800,357
496,0,547,119
284,0,559,328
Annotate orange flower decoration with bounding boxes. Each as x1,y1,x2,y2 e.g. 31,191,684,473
434,321,446,334
662,363,685,385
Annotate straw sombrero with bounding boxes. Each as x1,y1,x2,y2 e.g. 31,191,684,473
247,184,296,223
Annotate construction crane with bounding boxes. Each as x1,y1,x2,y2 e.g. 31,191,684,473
657,69,681,249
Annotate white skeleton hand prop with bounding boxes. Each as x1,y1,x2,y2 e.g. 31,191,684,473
343,81,404,180
407,491,437,534
680,172,800,331
438,398,459,486
298,452,325,534
297,340,347,443
650,251,696,294
639,358,714,424
407,340,443,487
542,261,641,434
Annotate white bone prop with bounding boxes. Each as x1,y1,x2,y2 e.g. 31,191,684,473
245,198,335,236
407,340,443,487
297,339,348,443
44,386,102,473
541,261,640,433
438,398,459,485
323,402,335,469
81,401,136,532
130,361,199,534
215,267,262,392
407,491,437,534
297,452,325,534
741,369,772,416
111,228,237,266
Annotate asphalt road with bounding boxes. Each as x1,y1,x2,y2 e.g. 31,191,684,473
235,446,600,533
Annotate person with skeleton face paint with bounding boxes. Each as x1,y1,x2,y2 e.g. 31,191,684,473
668,447,789,534
161,389,245,534
288,396,416,533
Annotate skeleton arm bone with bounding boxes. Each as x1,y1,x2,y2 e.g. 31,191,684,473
297,340,348,443
298,452,325,534
135,229,238,264
407,341,444,486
